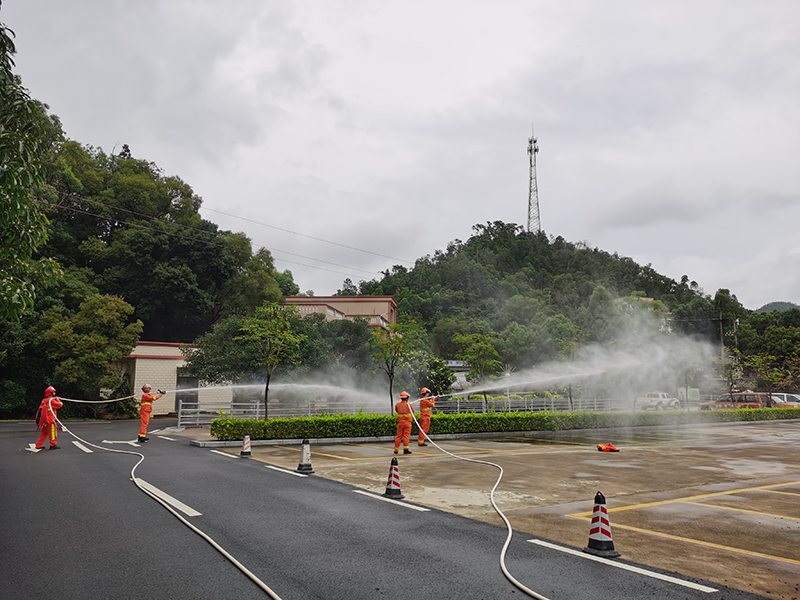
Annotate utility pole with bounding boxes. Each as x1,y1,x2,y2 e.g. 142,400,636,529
527,127,541,234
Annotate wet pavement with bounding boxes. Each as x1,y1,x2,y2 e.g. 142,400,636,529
178,420,800,600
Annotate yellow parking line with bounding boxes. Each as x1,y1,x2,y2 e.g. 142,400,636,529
568,481,800,518
762,489,800,497
578,521,800,566
681,501,800,522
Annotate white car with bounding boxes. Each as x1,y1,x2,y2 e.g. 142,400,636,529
769,393,800,407
640,392,681,410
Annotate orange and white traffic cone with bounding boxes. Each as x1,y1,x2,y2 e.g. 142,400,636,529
583,491,620,557
296,438,314,474
240,434,251,457
383,457,404,500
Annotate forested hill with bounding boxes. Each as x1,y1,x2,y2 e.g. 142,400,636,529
360,221,702,322
38,141,300,342
355,221,748,365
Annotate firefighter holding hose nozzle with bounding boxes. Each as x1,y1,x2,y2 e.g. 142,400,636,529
138,384,165,443
393,391,414,455
417,387,437,447
35,386,63,450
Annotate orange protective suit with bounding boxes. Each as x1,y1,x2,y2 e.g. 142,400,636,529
417,395,437,445
394,399,414,453
35,395,63,449
138,392,162,438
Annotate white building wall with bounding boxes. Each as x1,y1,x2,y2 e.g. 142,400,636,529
129,342,233,416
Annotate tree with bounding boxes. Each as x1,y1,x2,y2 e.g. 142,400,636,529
36,294,143,400
453,329,503,411
336,278,358,296
418,357,456,396
214,235,282,322
236,303,306,418
742,354,786,395
0,17,61,319
371,322,424,411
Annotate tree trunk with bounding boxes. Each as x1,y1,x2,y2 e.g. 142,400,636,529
264,374,271,420
388,371,394,414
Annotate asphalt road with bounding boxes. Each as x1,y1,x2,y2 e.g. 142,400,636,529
0,419,770,600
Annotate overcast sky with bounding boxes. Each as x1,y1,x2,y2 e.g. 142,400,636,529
5,1,799,309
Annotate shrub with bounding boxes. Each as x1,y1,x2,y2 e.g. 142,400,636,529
209,407,800,441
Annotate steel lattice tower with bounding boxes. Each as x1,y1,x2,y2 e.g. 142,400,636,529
527,130,540,233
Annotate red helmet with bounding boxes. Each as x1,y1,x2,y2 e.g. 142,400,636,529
142,383,152,392
45,386,56,397
420,387,431,395
399,391,409,399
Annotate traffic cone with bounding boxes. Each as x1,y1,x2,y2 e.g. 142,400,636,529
383,457,405,500
583,491,620,557
296,438,314,474
240,434,251,457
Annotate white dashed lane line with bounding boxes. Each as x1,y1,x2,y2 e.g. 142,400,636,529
134,478,202,517
210,449,239,459
72,440,93,453
528,540,717,593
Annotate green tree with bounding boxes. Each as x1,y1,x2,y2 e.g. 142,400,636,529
742,354,786,395
236,303,306,418
0,18,61,319
37,294,143,399
215,234,282,321
453,328,503,411
371,322,425,411
418,356,456,396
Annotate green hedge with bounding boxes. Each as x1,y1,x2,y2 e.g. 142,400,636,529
209,407,800,441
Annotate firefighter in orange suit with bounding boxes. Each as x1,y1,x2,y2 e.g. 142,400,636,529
417,387,437,446
394,391,414,455
35,386,63,450
138,384,164,443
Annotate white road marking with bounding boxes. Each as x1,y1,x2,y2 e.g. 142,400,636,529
134,478,202,517
265,465,308,477
72,441,93,453
210,449,239,459
157,436,176,441
528,539,718,593
26,444,43,453
353,490,430,512
102,439,141,447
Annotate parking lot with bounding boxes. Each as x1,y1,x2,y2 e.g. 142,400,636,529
201,420,800,600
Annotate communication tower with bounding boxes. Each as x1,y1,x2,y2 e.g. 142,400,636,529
527,129,540,233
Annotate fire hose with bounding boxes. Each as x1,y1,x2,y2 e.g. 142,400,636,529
47,395,283,599
407,395,552,600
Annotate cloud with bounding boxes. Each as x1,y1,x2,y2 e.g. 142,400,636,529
5,0,800,308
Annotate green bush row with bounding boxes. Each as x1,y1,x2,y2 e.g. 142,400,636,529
209,407,800,441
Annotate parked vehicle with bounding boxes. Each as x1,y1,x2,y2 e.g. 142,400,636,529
640,392,680,410
769,393,800,407
699,391,799,410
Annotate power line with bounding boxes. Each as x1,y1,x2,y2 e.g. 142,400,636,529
200,205,413,265
55,194,379,278
56,202,376,279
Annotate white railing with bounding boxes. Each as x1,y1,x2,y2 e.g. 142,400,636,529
179,395,709,426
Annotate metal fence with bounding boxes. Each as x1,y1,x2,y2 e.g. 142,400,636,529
178,395,712,426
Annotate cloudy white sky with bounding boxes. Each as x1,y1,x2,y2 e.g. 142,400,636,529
5,1,799,309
